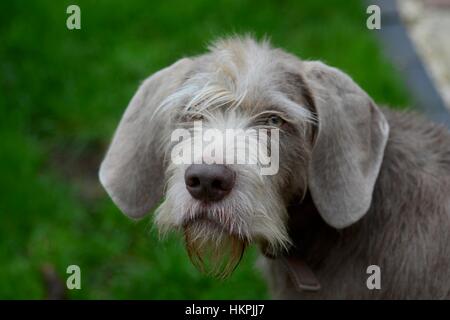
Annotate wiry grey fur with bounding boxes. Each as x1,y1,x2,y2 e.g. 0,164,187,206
99,36,450,299
262,109,450,299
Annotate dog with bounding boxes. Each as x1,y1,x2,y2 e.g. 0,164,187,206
99,36,450,299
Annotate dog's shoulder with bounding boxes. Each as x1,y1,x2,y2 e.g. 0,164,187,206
380,107,450,178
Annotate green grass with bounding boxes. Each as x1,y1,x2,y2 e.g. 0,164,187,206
0,0,409,299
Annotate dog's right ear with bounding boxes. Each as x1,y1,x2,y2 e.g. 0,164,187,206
302,61,389,229
99,58,193,219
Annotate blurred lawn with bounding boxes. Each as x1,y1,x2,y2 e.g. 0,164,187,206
0,0,409,299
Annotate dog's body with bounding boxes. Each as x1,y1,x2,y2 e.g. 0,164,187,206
99,37,450,299
262,109,450,299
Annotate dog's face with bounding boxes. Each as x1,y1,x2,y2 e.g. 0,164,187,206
99,37,390,277
154,43,317,275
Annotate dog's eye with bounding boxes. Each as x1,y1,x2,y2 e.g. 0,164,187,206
191,114,204,121
266,115,285,127
181,113,204,122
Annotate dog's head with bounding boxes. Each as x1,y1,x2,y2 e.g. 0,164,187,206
99,37,389,277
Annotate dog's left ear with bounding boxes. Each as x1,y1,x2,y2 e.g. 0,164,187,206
99,58,193,219
302,61,389,229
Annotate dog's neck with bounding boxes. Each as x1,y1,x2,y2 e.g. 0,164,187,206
286,190,339,266
276,191,341,291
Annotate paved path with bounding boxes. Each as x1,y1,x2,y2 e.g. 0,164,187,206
397,0,450,110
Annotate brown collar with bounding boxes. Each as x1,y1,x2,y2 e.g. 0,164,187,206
281,256,321,292
279,191,338,293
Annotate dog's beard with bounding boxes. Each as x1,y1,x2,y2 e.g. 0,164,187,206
156,163,293,277
183,219,247,279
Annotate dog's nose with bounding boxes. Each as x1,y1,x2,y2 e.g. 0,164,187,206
185,164,235,202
